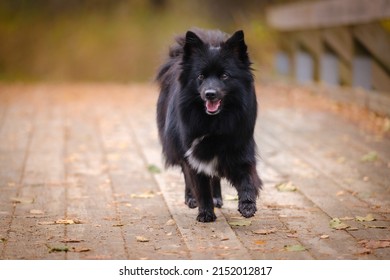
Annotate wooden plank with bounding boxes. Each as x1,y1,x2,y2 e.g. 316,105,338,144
256,160,369,259
95,92,189,260
63,91,128,260
323,27,353,63
297,31,322,58
2,89,66,259
267,0,390,31
353,22,390,71
262,110,389,206
0,89,35,258
258,134,379,259
339,59,353,86
372,60,390,92
258,109,390,258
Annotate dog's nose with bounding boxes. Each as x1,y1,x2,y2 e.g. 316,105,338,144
205,89,217,100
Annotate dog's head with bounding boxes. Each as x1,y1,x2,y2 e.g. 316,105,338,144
180,29,253,116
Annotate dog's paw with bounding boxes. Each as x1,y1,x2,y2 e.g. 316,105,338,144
238,200,257,218
213,197,223,208
196,209,217,223
185,197,198,208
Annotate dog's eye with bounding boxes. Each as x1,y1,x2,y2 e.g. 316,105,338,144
197,74,204,81
221,73,229,80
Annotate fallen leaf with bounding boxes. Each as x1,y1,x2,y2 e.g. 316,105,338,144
255,240,267,245
220,236,229,241
320,235,329,239
336,191,345,196
56,219,75,225
29,209,44,215
165,219,176,226
275,181,297,192
38,221,56,225
383,118,390,132
47,245,69,253
329,218,350,230
284,244,306,252
252,228,277,235
228,219,252,227
225,194,239,201
71,247,90,252
361,151,378,162
356,214,376,222
357,248,372,255
147,164,161,174
364,225,387,229
55,218,83,225
61,239,84,243
337,157,346,164
11,197,34,204
359,240,390,249
131,191,155,199
136,236,150,242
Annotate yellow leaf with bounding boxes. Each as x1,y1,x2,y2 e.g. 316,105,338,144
131,190,155,199
275,182,297,192
356,214,375,222
329,218,350,230
252,228,277,235
136,236,149,242
228,219,252,227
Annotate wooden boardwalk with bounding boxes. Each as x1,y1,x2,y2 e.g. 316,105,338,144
0,83,389,260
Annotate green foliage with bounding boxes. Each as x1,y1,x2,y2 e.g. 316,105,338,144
0,0,275,82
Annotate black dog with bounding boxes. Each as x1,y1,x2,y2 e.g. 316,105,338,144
156,28,262,222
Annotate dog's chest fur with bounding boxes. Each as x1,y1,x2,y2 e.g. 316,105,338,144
184,136,219,177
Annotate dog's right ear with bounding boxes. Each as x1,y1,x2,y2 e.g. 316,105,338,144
183,31,203,59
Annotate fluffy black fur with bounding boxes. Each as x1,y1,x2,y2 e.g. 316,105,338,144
156,28,262,222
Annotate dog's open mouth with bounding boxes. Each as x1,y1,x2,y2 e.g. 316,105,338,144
205,99,222,115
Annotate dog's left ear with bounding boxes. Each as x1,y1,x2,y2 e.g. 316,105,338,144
225,30,249,63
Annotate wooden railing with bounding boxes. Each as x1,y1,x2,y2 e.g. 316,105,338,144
267,0,390,94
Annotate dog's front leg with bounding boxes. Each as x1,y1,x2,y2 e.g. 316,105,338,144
193,173,216,222
231,165,262,218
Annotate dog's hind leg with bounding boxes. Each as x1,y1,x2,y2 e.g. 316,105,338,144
182,163,198,208
211,177,223,208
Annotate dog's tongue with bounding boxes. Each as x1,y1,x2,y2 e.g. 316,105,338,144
206,100,221,113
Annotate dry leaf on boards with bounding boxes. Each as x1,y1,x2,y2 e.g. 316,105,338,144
358,240,390,249
252,228,277,235
228,219,252,227
355,214,375,222
329,218,350,230
136,236,150,242
284,244,306,252
130,191,155,199
275,182,298,192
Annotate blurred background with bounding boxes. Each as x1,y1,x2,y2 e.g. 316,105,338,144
0,0,389,99
0,0,276,83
